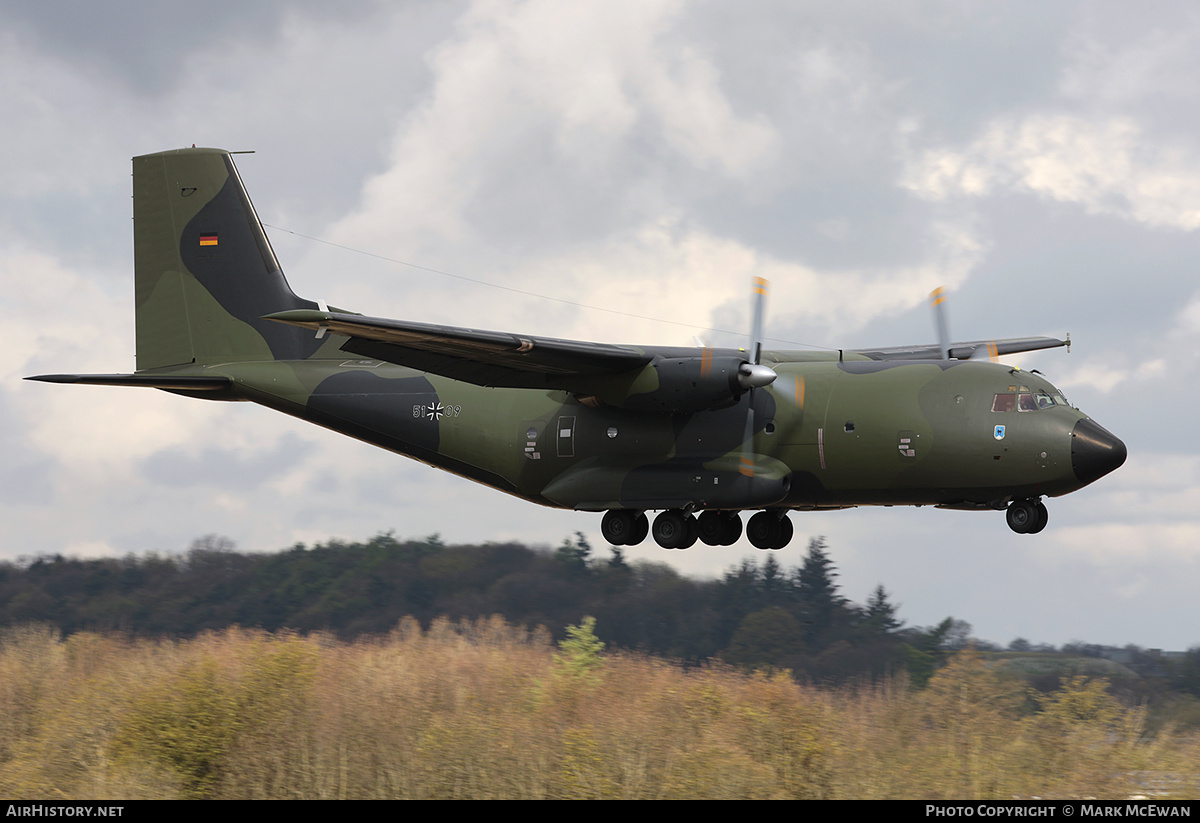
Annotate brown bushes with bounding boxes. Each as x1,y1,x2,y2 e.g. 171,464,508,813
0,621,1194,799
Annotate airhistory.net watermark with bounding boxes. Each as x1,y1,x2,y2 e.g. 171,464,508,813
6,807,123,817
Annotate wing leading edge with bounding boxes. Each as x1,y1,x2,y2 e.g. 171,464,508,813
851,336,1067,361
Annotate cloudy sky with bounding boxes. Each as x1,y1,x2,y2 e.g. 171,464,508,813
4,1,1199,650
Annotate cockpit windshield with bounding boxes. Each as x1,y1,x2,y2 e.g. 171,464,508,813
992,390,1068,412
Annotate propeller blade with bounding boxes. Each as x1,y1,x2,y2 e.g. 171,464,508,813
930,286,951,361
967,340,999,362
741,277,775,478
750,276,768,363
773,374,805,407
739,277,777,389
739,408,757,477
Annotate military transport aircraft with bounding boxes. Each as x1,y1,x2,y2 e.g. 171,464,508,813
27,148,1126,550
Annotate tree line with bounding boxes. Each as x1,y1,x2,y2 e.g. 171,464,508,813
1,533,926,677
4,531,1200,710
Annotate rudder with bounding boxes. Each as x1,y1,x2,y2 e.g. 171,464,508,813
133,148,324,369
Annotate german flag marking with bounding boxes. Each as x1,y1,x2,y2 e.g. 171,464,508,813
199,234,219,247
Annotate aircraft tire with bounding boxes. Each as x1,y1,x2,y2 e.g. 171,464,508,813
720,512,743,546
629,512,649,545
747,511,780,550
653,510,687,549
697,511,726,546
677,514,699,550
770,515,793,549
1029,502,1049,534
1006,500,1038,534
601,510,636,545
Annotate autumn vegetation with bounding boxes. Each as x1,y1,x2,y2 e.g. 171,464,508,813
2,533,1199,799
0,620,1196,799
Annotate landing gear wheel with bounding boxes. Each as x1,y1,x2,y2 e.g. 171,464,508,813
719,512,743,546
629,512,649,545
653,510,696,549
1006,499,1038,534
747,511,794,549
697,511,725,546
772,515,793,549
677,514,698,549
1029,502,1049,534
602,510,636,545
697,511,740,546
747,511,781,550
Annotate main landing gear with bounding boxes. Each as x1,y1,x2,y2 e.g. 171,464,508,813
600,510,649,546
746,510,793,550
601,509,794,549
1005,498,1049,534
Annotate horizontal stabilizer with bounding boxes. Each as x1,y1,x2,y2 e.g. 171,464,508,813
25,374,232,390
264,310,651,388
852,336,1067,361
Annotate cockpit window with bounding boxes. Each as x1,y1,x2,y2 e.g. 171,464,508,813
994,391,1059,412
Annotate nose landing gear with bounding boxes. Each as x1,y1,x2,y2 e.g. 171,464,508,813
1006,498,1049,534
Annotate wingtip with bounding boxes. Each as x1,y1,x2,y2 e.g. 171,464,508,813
25,374,79,383
262,309,332,325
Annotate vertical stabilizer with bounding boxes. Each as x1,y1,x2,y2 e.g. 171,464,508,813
133,148,323,370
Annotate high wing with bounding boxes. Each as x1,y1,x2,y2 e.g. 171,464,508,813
851,336,1067,361
264,310,1068,386
265,309,653,389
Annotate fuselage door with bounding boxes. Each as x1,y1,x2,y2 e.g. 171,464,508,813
557,415,576,458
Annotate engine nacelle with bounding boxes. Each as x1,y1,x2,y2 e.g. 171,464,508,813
594,354,748,414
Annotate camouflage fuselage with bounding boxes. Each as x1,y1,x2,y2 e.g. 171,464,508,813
182,348,1094,514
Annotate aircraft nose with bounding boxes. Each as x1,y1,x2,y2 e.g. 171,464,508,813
1071,417,1127,486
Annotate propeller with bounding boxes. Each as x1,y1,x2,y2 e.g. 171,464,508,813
737,277,777,390
930,286,951,360
929,286,999,362
969,340,1000,362
739,277,777,477
774,373,805,407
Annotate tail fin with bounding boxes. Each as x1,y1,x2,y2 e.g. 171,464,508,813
133,147,324,369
